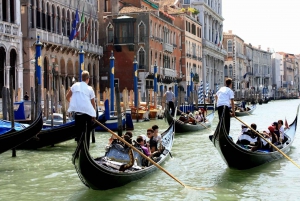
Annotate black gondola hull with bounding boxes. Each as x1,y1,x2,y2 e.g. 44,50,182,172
73,123,174,190
211,106,298,170
0,111,43,154
165,109,214,133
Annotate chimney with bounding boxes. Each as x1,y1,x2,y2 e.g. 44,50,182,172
267,47,270,52
164,5,168,13
111,0,119,15
258,45,261,50
228,30,232,34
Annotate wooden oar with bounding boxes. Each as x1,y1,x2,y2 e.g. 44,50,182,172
234,116,300,169
93,119,207,190
177,109,210,130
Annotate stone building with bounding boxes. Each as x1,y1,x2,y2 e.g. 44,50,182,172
20,0,102,100
98,0,182,99
183,0,226,93
223,30,246,98
0,0,23,98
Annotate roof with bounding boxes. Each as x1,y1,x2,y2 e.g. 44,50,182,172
119,6,143,14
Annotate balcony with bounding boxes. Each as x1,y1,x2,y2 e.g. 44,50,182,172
0,21,19,39
192,55,197,60
227,52,233,57
198,57,202,61
29,28,103,55
264,74,270,78
254,73,261,78
163,43,173,53
202,39,227,56
186,53,191,58
237,53,246,59
164,68,176,77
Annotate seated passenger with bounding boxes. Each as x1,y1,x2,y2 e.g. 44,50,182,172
272,122,281,143
194,111,202,122
277,120,285,142
236,124,258,146
146,128,157,153
267,125,278,145
136,136,150,156
179,114,189,123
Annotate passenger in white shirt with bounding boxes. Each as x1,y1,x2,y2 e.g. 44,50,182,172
278,120,285,143
66,70,96,147
215,78,235,134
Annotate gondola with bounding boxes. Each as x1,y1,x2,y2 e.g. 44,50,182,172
72,122,175,190
0,111,43,154
210,105,298,170
17,113,106,149
235,104,256,116
164,108,214,133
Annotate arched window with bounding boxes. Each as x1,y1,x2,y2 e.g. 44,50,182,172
52,5,55,32
107,24,114,43
227,40,232,52
229,64,233,77
62,8,65,36
47,3,51,31
30,0,34,28
224,65,228,77
36,0,41,28
95,21,98,45
10,0,15,22
66,10,70,37
139,22,145,43
42,0,46,30
56,7,60,34
138,48,145,69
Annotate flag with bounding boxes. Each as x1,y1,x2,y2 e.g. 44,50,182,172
218,33,223,49
69,9,79,41
214,31,218,44
82,11,91,41
285,118,290,129
243,72,248,79
74,6,85,39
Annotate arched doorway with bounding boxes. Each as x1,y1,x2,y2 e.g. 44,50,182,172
10,49,17,90
0,47,6,97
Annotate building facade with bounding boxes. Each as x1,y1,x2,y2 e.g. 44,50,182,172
98,0,182,100
21,0,102,100
0,0,23,98
223,30,246,98
185,0,226,93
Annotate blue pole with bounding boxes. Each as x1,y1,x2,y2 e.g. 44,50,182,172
190,71,193,98
154,61,157,93
110,50,115,112
133,56,138,108
35,34,42,85
79,45,84,82
187,82,190,98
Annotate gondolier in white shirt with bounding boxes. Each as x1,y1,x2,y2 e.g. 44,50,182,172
66,70,96,148
164,87,175,116
215,78,235,134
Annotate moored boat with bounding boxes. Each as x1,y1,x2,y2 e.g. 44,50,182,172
210,105,298,170
0,111,43,154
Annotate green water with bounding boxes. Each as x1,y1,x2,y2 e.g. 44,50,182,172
0,100,300,201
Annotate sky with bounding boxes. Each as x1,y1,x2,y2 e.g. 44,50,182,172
222,0,300,54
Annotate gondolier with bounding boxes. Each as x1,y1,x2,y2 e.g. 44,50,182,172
164,87,175,116
215,78,235,134
66,70,96,147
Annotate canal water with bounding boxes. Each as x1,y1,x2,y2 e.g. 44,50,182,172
0,100,300,201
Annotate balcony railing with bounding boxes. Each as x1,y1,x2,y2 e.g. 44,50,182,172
0,21,19,37
237,53,246,59
163,43,173,53
202,39,227,56
164,68,176,77
227,52,233,57
29,28,103,55
192,55,197,60
114,36,134,44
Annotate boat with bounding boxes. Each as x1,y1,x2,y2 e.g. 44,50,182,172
210,105,298,170
164,108,215,133
0,111,43,154
72,122,175,190
17,113,107,149
42,113,72,128
235,104,256,116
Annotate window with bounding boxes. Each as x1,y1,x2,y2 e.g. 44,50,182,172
227,40,232,52
107,24,114,43
138,48,145,69
229,64,233,77
224,65,228,77
113,17,136,44
184,0,190,4
139,22,145,42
